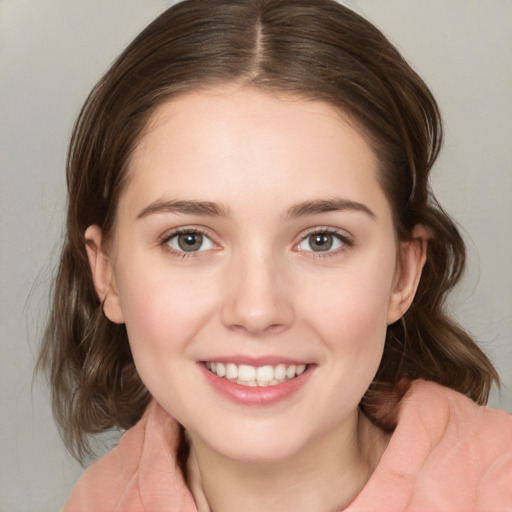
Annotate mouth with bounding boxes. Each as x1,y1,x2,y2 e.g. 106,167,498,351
203,361,308,387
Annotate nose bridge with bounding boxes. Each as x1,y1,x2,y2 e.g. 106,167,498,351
221,240,294,335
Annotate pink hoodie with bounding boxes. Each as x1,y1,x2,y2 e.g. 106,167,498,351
62,380,512,511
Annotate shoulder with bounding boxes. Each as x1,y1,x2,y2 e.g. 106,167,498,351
61,400,195,512
405,379,512,442
61,406,150,512
352,380,512,511
404,380,512,509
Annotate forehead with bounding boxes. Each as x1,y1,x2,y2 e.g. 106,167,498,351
121,87,387,219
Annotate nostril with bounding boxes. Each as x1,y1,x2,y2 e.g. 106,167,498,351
227,321,289,337
221,297,294,335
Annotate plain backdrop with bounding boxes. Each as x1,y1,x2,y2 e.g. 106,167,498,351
1,1,511,511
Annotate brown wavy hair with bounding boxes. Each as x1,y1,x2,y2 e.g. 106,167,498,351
37,0,499,461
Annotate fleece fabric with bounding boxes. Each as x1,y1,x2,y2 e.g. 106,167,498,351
62,380,512,511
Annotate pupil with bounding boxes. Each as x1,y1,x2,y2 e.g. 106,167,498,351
310,233,332,252
178,233,203,251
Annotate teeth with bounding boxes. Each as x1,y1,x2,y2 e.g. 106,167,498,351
256,365,274,382
226,363,238,380
274,364,287,380
286,365,296,379
216,362,226,377
205,361,308,387
238,364,256,381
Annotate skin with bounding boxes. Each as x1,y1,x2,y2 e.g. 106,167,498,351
86,86,428,512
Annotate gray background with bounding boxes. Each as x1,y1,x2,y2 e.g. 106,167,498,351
1,1,511,511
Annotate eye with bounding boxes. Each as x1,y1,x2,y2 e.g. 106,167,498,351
296,230,350,253
165,230,215,253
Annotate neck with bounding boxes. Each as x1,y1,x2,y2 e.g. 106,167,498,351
185,410,388,512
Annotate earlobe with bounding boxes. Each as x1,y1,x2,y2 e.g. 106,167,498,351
387,225,429,325
84,225,125,324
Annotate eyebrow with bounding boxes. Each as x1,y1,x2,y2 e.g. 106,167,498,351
286,198,376,219
136,199,231,219
136,197,375,221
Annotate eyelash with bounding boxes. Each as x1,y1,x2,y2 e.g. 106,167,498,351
159,227,217,259
295,227,354,256
158,226,354,259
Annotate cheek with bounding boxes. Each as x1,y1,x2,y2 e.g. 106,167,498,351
116,266,218,408
297,252,396,394
115,263,216,358
301,256,396,340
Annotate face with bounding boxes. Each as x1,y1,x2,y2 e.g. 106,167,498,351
87,87,425,463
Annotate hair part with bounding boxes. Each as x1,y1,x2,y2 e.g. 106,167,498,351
37,0,499,462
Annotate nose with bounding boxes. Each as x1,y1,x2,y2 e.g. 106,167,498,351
220,249,295,336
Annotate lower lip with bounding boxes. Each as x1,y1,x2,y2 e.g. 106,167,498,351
198,363,314,406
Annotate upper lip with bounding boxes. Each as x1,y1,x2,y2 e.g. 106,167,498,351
200,355,312,366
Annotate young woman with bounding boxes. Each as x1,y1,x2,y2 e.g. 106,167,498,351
38,0,512,510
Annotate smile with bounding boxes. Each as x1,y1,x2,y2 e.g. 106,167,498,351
204,362,307,387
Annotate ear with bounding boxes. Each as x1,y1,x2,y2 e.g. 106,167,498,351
387,225,429,325
85,225,125,324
